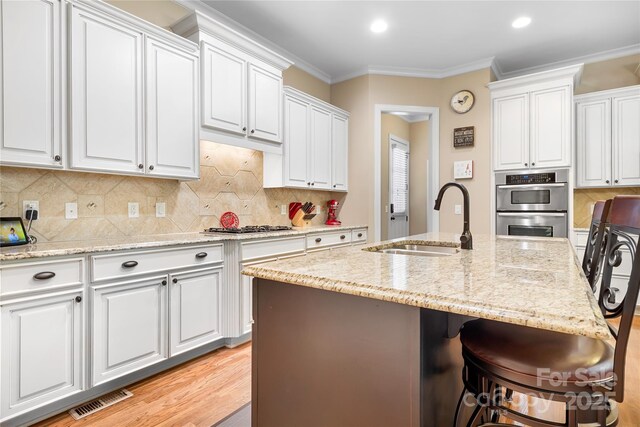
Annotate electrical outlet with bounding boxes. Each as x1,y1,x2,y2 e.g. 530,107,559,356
23,200,39,219
156,202,166,218
128,202,139,218
280,204,287,215
65,202,78,219
454,204,462,215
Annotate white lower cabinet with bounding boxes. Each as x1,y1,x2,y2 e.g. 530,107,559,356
91,276,168,387
169,267,223,356
240,271,255,336
1,290,83,420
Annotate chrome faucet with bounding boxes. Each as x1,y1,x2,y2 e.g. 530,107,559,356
434,182,473,250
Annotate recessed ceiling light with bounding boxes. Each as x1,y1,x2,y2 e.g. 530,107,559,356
370,19,388,34
512,16,532,29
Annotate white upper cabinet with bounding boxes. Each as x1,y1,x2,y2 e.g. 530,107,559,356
490,65,581,171
309,106,332,190
201,40,247,135
70,4,144,175
0,0,63,168
331,114,349,191
68,1,199,180
173,11,292,154
576,86,640,188
145,37,199,179
248,64,283,143
264,87,349,191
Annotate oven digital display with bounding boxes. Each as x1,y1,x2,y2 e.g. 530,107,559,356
511,190,551,205
508,225,553,237
506,172,556,185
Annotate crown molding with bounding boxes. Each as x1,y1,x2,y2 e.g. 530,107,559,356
497,44,640,80
172,0,331,82
487,64,584,93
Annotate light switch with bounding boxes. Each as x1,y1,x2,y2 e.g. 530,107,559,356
65,202,78,219
128,202,139,218
280,204,287,215
454,160,473,179
156,202,166,218
455,205,462,215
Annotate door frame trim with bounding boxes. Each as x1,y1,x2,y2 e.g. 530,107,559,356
374,105,440,241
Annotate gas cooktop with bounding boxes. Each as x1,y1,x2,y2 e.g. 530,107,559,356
202,225,293,234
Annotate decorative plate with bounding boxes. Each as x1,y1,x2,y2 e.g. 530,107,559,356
220,211,239,229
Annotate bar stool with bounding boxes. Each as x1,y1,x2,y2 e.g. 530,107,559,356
455,195,640,427
582,200,612,290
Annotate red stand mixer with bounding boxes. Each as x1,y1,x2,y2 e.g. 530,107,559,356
325,200,341,225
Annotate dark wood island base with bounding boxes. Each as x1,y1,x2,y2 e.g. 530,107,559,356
252,278,469,427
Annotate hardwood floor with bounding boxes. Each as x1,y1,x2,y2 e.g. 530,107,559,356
36,317,639,427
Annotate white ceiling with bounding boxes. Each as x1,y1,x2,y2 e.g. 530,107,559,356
200,0,640,83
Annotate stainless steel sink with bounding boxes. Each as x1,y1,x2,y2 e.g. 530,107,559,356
369,243,459,257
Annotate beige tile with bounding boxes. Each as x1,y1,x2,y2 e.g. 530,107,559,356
231,170,261,200
56,170,123,195
109,215,182,236
187,215,220,232
165,185,200,231
214,193,253,217
0,192,19,216
0,167,46,193
135,177,180,197
104,179,150,216
201,141,254,176
54,218,124,241
78,195,105,217
247,151,264,183
186,166,227,199
18,174,77,240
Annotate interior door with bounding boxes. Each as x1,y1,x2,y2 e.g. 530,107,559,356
0,0,63,168
388,136,410,239
145,37,199,179
69,4,144,174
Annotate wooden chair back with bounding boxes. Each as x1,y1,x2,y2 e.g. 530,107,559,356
582,199,612,289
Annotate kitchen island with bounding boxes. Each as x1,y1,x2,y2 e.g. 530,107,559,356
242,233,611,427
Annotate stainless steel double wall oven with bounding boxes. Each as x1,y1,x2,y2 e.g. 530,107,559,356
496,169,569,238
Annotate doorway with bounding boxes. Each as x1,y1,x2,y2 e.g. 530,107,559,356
376,106,439,241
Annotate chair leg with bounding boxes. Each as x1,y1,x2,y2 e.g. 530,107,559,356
567,405,578,427
504,388,514,402
466,403,484,427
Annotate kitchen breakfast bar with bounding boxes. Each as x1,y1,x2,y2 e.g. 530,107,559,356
242,233,611,427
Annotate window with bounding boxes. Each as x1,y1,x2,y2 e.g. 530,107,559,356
390,141,409,214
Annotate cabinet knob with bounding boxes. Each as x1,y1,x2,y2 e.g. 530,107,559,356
311,182,315,186
122,260,138,268
33,271,56,280
358,233,363,238
195,252,208,259
138,164,144,169
315,238,322,243
333,184,336,188
531,162,536,166
614,179,619,184
340,235,346,240
149,165,154,171
606,180,610,184
162,280,167,286
54,155,61,162
75,296,82,303
307,182,311,186
524,163,528,167
172,278,178,284
250,129,255,134
243,127,247,131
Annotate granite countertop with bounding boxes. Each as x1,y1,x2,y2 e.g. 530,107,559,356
0,225,367,262
242,233,611,340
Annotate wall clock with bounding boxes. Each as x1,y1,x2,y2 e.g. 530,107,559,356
450,90,475,114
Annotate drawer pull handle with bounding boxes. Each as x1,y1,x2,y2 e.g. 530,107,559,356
358,233,363,238
315,238,322,243
75,296,82,303
340,235,346,240
195,252,208,259
33,271,55,280
173,278,178,284
122,261,138,268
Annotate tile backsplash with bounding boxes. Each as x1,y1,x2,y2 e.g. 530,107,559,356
0,141,341,242
574,187,640,228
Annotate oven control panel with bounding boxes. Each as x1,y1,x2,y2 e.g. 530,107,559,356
505,172,556,185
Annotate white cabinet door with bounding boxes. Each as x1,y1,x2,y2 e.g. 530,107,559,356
91,276,167,386
169,268,222,357
146,38,199,179
613,94,640,186
284,95,310,188
576,99,612,187
1,291,82,419
331,115,348,191
309,106,332,190
530,86,571,168
494,94,529,170
0,0,63,168
201,40,246,135
70,5,144,174
248,63,282,143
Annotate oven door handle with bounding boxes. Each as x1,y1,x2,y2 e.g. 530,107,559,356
497,212,566,217
496,183,566,189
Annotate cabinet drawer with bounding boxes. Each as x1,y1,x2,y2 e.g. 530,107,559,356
241,237,305,262
0,258,84,297
351,228,368,243
307,231,351,250
91,244,223,282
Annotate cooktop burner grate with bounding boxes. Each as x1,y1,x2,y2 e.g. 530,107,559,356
203,225,293,234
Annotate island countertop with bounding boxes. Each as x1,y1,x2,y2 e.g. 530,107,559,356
242,233,611,340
